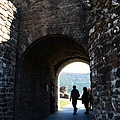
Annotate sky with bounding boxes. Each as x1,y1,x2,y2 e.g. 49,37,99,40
61,62,90,73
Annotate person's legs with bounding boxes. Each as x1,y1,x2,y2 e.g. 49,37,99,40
72,99,77,114
84,103,89,114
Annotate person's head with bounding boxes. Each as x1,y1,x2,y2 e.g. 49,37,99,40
88,88,91,92
73,85,76,89
83,87,87,92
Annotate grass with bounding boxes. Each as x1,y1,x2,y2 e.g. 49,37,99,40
60,98,70,109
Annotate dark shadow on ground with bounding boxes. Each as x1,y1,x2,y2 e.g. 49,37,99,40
43,100,93,120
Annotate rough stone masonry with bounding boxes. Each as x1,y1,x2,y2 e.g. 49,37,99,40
0,0,119,120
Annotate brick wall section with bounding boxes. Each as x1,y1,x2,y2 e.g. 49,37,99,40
0,0,19,119
14,35,89,120
13,1,89,119
15,62,50,120
0,0,119,120
88,0,120,120
15,0,88,55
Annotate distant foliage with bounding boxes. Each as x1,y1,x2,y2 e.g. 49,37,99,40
59,72,90,94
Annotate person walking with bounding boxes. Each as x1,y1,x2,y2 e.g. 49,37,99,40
70,85,80,114
81,87,90,114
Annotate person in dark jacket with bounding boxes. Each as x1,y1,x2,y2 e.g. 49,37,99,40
70,85,80,114
81,87,89,114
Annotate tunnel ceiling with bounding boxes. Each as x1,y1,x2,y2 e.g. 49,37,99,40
23,35,89,72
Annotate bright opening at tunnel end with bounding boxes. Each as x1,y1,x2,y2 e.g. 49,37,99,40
61,62,90,74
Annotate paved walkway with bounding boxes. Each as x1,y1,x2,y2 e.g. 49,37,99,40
43,100,93,120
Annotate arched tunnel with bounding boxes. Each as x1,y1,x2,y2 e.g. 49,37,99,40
15,34,90,120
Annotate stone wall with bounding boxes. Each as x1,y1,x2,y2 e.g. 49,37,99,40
14,34,89,120
0,0,19,119
0,0,119,120
15,61,50,120
13,1,89,119
14,0,88,55
88,0,120,119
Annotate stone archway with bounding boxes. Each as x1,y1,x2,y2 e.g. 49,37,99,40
56,61,91,110
14,34,89,120
0,0,119,120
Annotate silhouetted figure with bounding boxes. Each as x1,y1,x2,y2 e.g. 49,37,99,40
88,88,92,110
70,85,80,114
50,81,55,114
81,87,89,114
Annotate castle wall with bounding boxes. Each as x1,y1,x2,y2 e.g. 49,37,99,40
0,0,19,119
0,0,119,120
13,1,89,119
88,0,120,119
15,0,88,55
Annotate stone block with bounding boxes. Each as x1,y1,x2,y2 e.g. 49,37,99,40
115,80,120,88
108,113,113,119
6,111,13,116
112,35,120,49
0,7,8,18
115,116,120,120
0,87,6,93
116,68,120,78
103,42,111,54
98,64,111,74
64,94,69,99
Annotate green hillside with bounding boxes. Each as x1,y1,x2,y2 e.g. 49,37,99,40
59,72,90,95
